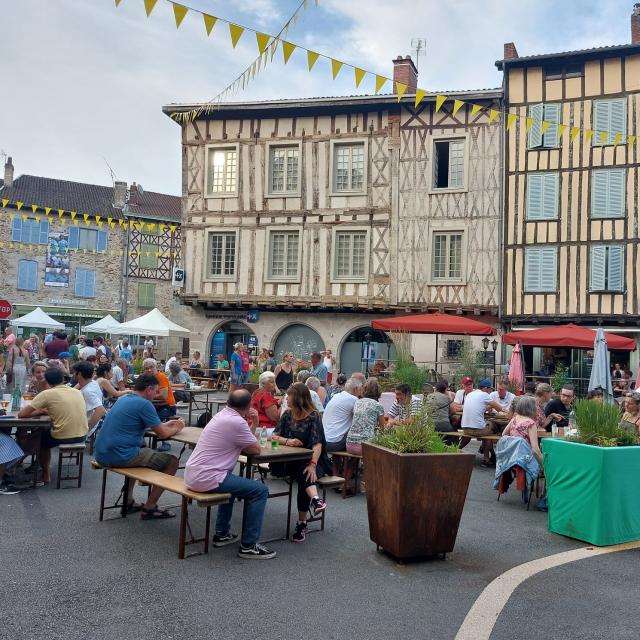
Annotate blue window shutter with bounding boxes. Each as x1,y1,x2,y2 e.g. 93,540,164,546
28,261,37,290
543,103,560,148
540,247,557,291
69,226,79,250
607,169,625,218
593,100,610,146
591,170,610,218
17,260,37,291
12,216,22,242
526,175,543,220
542,173,559,219
97,230,107,253
17,261,27,289
39,219,49,244
75,269,85,296
525,248,541,291
528,103,544,148
607,246,624,292
590,246,606,291
610,99,626,138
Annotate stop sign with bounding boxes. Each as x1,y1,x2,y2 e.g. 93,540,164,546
0,300,12,320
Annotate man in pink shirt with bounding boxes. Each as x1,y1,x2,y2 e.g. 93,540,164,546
184,390,275,560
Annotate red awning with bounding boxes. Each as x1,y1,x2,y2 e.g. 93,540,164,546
502,324,637,351
371,313,496,336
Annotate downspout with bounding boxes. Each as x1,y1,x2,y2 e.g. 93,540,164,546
121,207,130,322
498,67,508,369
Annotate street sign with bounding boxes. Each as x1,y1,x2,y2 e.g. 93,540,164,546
0,300,12,319
246,310,260,323
247,335,258,346
172,267,185,287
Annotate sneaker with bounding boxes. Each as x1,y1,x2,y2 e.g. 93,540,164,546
310,497,326,516
292,521,308,543
212,532,239,547
237,543,276,560
157,441,171,452
0,483,20,495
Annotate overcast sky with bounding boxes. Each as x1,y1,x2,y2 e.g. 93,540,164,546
1,0,635,195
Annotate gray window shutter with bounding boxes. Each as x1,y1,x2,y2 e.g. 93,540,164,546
86,271,96,297
590,246,606,291
543,103,560,147
610,99,626,138
528,103,544,149
526,174,543,220
525,248,541,291
593,100,610,145
28,261,37,290
607,246,624,291
12,216,22,242
542,173,559,219
17,261,28,289
607,169,625,218
75,269,85,296
540,247,557,291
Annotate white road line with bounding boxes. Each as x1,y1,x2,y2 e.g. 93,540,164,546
455,540,640,640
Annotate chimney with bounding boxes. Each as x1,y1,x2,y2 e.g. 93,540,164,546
113,180,127,209
633,3,640,44
392,55,418,93
3,156,14,188
129,181,139,206
504,42,519,60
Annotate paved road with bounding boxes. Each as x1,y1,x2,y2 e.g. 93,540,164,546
1,437,636,639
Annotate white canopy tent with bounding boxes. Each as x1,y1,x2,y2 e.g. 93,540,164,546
10,307,65,330
116,308,190,337
82,314,122,334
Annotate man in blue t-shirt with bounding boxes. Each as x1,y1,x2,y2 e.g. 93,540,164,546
118,340,133,364
229,342,243,387
95,374,185,519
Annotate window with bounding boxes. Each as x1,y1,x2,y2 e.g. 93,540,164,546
206,147,237,195
433,139,465,189
432,232,463,281
332,230,369,281
267,230,300,280
139,242,158,269
526,172,560,220
69,227,108,252
528,103,561,149
11,217,49,244
333,143,365,193
525,247,557,292
593,99,626,145
207,232,237,279
17,260,37,291
545,61,583,80
446,340,463,359
590,245,624,292
138,283,156,308
74,269,96,298
591,169,625,219
269,145,299,194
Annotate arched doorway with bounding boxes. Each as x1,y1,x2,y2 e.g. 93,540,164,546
273,324,325,363
339,327,396,377
209,321,257,368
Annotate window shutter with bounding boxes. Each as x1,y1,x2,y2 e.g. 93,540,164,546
69,226,79,250
539,247,557,291
97,230,107,253
75,269,85,296
591,170,609,218
607,246,624,291
39,219,49,244
610,99,626,138
542,103,560,147
86,271,96,297
542,173,559,219
528,103,544,148
593,100,610,145
590,246,606,291
526,174,543,220
17,261,28,289
607,169,625,218
12,216,22,242
28,261,37,290
525,248,541,290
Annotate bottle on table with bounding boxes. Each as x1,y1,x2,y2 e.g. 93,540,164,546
259,427,267,448
568,408,576,432
11,385,22,412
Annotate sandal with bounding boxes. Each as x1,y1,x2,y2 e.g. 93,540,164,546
141,507,176,520
126,501,144,514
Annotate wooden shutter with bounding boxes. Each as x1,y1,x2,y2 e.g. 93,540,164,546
17,260,36,290
12,216,22,242
593,100,610,145
86,270,96,297
539,247,557,291
607,169,626,218
75,269,86,296
525,248,542,291
39,219,49,244
97,230,108,253
69,226,79,250
610,99,626,138
590,246,607,291
543,103,560,147
526,174,543,219
528,103,544,148
542,173,559,219
607,246,624,291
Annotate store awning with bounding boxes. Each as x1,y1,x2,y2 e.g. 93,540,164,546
372,313,496,336
117,307,190,337
502,324,637,351
10,307,65,329
13,304,119,321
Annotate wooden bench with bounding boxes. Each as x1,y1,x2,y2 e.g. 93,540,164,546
330,451,362,498
91,461,231,559
441,431,501,442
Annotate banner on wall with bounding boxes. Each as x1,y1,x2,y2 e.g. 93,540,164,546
44,231,70,287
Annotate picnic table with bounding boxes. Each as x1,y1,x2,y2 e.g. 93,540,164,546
177,388,226,425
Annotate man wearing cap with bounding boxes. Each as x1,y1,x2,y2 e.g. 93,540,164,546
459,378,505,466
453,376,475,407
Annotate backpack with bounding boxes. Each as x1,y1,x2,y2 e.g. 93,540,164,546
196,411,212,429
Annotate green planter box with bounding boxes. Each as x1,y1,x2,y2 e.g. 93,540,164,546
543,438,640,546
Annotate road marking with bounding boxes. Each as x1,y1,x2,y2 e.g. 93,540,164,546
455,540,640,640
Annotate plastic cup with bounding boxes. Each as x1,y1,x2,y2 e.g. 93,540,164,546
271,437,279,449
551,424,558,437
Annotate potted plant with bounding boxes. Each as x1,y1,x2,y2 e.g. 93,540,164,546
362,414,474,559
543,399,640,546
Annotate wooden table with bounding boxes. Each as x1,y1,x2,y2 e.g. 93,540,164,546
180,388,225,425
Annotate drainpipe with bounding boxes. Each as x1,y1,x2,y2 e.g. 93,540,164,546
121,211,130,322
498,72,508,370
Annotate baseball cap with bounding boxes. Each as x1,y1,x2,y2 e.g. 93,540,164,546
478,378,492,388
58,351,71,359
461,376,473,385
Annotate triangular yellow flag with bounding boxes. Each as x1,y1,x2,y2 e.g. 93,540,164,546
414,88,427,108
570,127,580,141
452,99,465,117
434,95,447,112
229,24,244,48
506,114,517,130
35,215,41,222
282,41,296,64
58,209,65,217
172,3,188,28
525,117,534,132
540,121,551,135
170,225,177,232
256,32,270,54
354,67,366,88
395,82,408,102
1,198,8,208
44,207,51,215
374,75,387,94
558,123,567,138
70,211,77,220
95,215,101,224
307,50,320,70
628,135,637,146
83,213,90,224
599,131,608,145
331,59,343,79
143,0,158,17
16,202,23,210
21,214,27,221
585,130,594,143
31,204,38,213
488,109,499,124
471,104,482,117
203,13,217,35
613,133,622,146
115,0,123,6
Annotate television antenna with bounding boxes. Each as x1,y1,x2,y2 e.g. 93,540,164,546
411,38,427,72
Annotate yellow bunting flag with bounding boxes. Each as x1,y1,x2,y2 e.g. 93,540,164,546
73,220,79,225
44,207,51,215
488,109,499,124
558,123,567,138
452,99,465,117
169,225,177,232
115,0,123,6
35,215,41,222
31,204,38,213
70,211,77,220
19,243,24,250
629,135,636,146
148,223,156,231
471,104,482,117
434,95,447,112
414,88,427,108
307,50,319,71
16,202,23,210
58,209,64,217
95,216,101,224
506,114,517,129
354,67,366,88
585,130,593,143
331,59,343,79
60,217,66,225
613,133,622,146
21,214,27,221
282,41,296,64
119,250,124,257
1,198,8,208
83,249,87,255
83,213,90,224
229,24,244,48
123,222,129,229
395,82,408,102
144,0,158,17
172,3,188,28
570,126,580,141
203,13,217,35
8,213,14,220
525,117,534,132
256,32,270,54
159,224,166,232
540,121,551,136
374,75,387,94
599,131,608,145
97,221,104,227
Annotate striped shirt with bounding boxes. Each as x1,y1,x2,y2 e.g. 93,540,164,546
388,395,424,421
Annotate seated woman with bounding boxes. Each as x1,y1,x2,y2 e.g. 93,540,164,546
534,383,563,432
272,383,331,543
426,379,456,435
250,371,280,434
96,363,130,408
501,396,543,465
27,361,48,397
619,392,640,436
167,361,192,403
346,379,385,456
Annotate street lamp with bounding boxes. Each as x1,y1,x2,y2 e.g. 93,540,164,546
481,337,490,351
364,332,372,376
491,339,499,381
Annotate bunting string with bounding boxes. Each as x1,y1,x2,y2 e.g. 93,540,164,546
118,0,638,147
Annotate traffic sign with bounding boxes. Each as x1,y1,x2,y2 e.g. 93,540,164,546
0,300,12,320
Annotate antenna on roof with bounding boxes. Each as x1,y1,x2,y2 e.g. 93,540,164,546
102,156,117,186
411,38,427,72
